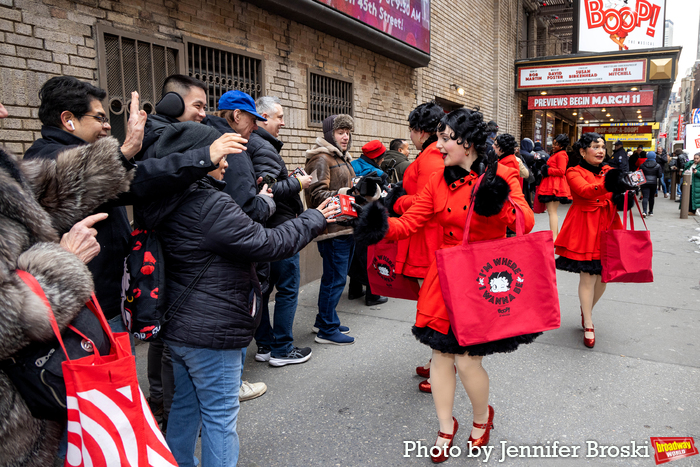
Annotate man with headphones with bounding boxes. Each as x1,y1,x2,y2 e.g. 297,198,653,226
24,76,244,338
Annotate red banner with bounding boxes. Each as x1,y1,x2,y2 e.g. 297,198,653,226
582,125,652,134
528,91,654,110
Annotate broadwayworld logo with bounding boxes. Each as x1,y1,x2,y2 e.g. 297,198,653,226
650,437,698,465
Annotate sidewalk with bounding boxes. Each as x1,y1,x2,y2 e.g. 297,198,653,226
137,193,700,466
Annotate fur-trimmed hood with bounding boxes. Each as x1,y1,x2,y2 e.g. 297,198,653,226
306,136,352,163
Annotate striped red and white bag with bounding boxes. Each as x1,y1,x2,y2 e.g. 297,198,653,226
17,271,176,467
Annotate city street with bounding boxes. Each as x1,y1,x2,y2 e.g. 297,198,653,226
137,195,700,466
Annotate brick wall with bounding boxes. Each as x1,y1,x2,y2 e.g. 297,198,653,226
0,0,523,158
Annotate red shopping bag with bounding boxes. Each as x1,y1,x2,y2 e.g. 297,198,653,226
533,185,546,213
435,181,560,346
600,191,653,283
367,239,420,300
16,271,177,467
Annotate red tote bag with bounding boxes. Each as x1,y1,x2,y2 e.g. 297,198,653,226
533,185,546,214
16,271,177,467
435,185,560,346
367,239,421,301
600,192,653,283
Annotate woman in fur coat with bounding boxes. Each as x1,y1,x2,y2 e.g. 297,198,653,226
355,108,539,463
0,137,133,466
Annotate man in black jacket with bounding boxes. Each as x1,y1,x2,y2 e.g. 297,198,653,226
248,96,315,367
610,140,630,173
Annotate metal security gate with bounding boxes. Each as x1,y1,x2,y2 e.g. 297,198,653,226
97,25,184,144
308,71,353,126
185,39,263,112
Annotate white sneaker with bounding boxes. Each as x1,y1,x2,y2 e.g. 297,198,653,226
239,381,267,401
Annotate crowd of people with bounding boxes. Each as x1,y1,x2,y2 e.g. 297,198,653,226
0,72,692,466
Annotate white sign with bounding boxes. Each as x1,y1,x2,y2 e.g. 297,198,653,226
578,0,665,53
517,60,647,89
685,124,700,152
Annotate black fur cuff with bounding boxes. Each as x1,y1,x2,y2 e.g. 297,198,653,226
541,165,549,178
612,190,636,211
384,182,407,217
604,168,624,193
353,201,389,246
474,175,511,217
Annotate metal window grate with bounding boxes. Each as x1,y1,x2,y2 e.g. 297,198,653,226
309,72,353,125
97,26,182,144
186,40,263,112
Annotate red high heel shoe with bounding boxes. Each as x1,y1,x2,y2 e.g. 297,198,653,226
584,326,595,348
431,417,458,463
468,405,494,449
419,379,432,393
416,360,431,378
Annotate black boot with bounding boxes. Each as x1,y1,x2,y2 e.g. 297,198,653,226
365,292,388,306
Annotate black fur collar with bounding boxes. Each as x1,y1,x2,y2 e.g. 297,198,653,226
579,158,603,175
444,165,470,184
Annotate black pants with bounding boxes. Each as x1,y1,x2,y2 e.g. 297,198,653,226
641,184,656,214
148,339,174,422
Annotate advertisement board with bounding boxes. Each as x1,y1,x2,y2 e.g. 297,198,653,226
691,109,700,124
528,91,653,109
314,0,430,53
517,60,646,89
577,0,665,53
685,124,700,152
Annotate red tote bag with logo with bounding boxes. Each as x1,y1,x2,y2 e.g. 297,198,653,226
600,192,653,283
435,187,560,346
16,271,177,467
367,239,421,301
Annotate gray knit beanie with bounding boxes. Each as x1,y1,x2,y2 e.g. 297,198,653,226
322,114,354,153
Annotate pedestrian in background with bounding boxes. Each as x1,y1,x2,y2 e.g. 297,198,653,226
538,133,572,240
655,146,668,197
381,138,411,183
682,153,700,215
640,155,662,217
609,140,629,173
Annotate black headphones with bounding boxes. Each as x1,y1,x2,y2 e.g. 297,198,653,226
155,92,185,118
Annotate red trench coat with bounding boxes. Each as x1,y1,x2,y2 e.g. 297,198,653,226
392,141,446,278
554,165,623,261
385,165,534,334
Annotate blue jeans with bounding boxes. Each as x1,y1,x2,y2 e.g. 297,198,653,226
255,254,301,357
315,235,354,337
166,342,242,467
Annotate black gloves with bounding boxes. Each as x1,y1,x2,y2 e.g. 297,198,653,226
604,169,636,194
540,164,549,178
352,201,389,246
473,149,511,217
353,174,383,200
484,149,498,184
612,190,637,211
383,181,407,217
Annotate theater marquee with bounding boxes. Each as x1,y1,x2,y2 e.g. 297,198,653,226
528,91,654,109
518,60,647,89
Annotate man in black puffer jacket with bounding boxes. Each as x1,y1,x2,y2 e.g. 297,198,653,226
138,121,336,467
248,96,316,367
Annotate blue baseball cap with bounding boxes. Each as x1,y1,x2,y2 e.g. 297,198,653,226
217,90,267,121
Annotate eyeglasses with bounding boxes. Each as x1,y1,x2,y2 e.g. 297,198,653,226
82,114,110,125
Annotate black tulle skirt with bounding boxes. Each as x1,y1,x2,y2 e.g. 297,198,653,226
412,325,541,357
538,194,572,204
555,256,603,275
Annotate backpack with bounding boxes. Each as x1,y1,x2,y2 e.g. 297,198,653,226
120,228,214,341
1,301,110,420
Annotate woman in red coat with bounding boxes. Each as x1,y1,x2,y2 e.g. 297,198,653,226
554,132,633,348
386,102,446,391
538,134,572,240
355,109,539,462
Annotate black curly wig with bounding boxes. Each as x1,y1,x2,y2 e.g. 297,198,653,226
408,101,444,133
436,107,488,159
495,133,516,157
553,133,570,150
573,132,603,156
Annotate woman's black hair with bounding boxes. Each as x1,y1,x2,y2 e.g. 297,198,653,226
485,120,499,134
408,101,444,133
572,132,603,155
495,133,516,156
553,133,570,149
38,76,107,128
436,107,488,158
